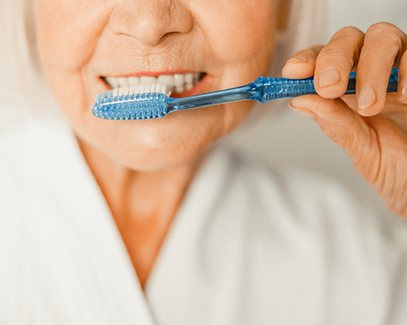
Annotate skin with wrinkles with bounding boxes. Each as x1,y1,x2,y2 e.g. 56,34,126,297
33,0,407,289
33,0,281,288
34,0,278,171
283,23,407,218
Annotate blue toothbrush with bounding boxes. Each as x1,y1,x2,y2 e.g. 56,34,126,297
92,68,399,121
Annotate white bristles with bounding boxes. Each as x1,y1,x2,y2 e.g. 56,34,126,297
112,84,171,97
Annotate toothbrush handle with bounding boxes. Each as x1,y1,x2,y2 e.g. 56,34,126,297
346,68,399,94
254,67,399,102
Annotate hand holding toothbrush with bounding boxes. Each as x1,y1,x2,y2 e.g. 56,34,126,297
284,23,407,218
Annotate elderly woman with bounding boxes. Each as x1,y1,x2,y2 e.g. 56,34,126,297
1,0,407,323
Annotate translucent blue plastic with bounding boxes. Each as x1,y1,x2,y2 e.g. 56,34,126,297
92,68,399,120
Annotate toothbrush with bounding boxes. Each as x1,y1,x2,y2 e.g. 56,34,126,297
92,67,399,121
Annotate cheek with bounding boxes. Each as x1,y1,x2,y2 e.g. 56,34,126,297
34,0,113,132
34,0,112,70
194,1,276,69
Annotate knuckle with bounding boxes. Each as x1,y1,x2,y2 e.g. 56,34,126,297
366,23,407,52
367,22,399,35
295,48,315,58
388,34,402,49
288,46,322,63
300,46,322,57
318,47,353,68
335,26,364,38
366,23,402,51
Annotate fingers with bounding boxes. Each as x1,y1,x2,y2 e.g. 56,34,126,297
283,22,407,116
282,46,322,79
282,27,365,99
356,22,407,116
314,27,365,99
289,95,371,159
340,93,407,115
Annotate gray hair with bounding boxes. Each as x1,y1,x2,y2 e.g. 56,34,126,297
0,0,326,130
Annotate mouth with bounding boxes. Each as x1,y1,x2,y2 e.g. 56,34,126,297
101,71,208,98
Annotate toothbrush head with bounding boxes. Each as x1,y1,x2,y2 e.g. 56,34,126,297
91,84,172,120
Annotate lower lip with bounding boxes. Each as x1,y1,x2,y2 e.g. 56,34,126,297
99,73,211,98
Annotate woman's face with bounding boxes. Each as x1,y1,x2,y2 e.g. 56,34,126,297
34,0,280,171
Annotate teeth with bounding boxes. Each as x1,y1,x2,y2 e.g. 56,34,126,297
140,76,156,85
105,77,120,89
174,74,184,93
104,72,203,94
185,73,193,85
174,74,185,87
117,77,129,88
157,75,175,88
129,77,139,86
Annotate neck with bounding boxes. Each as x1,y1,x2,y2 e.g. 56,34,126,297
77,138,202,288
77,139,200,222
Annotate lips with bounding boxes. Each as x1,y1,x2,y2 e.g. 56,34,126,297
101,71,208,97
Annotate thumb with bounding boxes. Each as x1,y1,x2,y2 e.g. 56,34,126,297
289,95,376,163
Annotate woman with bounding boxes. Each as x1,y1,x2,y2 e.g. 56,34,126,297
1,0,407,324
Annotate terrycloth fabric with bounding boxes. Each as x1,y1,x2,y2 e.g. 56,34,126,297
1,116,407,325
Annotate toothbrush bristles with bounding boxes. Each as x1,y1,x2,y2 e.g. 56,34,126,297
92,84,171,120
112,84,172,98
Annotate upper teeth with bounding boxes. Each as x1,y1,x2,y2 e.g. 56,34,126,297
105,72,202,94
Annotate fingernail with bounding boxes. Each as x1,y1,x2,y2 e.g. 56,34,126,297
288,55,309,63
358,86,377,110
283,56,309,75
317,68,340,88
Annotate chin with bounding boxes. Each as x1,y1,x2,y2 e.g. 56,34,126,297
110,141,211,172
70,92,254,172
77,103,245,172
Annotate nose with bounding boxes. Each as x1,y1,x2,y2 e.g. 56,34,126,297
112,0,193,47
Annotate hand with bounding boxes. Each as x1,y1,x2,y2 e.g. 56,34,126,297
282,23,407,218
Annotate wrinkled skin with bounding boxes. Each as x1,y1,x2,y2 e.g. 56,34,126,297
33,0,282,288
34,0,407,289
34,0,279,171
284,23,407,218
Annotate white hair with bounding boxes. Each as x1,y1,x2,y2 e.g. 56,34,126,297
0,0,61,128
0,0,327,130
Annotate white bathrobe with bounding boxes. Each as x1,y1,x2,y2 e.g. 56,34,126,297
1,116,407,325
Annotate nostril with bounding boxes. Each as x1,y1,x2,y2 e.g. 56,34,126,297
129,17,172,46
111,2,193,47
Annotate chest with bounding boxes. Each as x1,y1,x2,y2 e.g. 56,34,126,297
113,214,174,289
